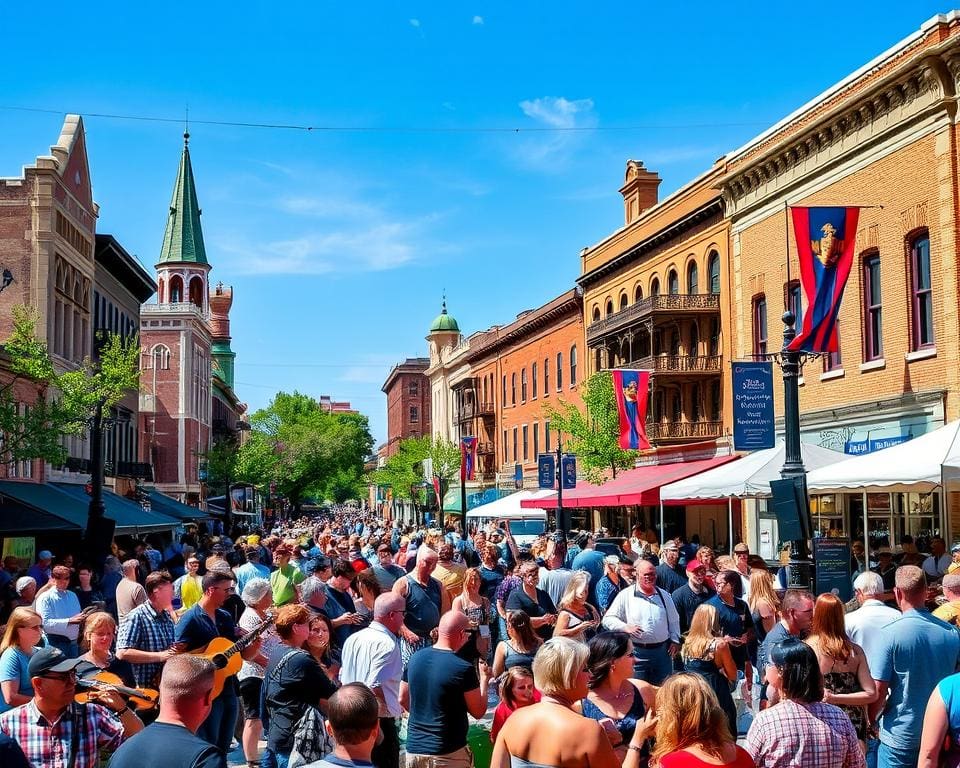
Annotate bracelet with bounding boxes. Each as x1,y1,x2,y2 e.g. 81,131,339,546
627,744,643,753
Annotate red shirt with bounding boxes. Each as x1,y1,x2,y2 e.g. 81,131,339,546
660,746,755,768
490,690,542,743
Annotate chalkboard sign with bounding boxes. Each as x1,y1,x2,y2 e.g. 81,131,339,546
813,537,852,602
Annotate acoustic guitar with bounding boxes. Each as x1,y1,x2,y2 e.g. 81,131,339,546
190,614,274,699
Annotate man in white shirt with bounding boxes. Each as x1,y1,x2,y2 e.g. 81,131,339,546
34,565,89,656
340,593,404,768
922,537,952,582
845,570,900,671
601,559,680,685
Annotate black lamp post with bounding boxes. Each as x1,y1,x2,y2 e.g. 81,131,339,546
85,401,130,572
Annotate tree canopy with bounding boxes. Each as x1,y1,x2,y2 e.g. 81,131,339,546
544,370,636,483
369,435,460,505
235,391,374,508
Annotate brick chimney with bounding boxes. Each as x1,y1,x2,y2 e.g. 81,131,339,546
619,160,661,225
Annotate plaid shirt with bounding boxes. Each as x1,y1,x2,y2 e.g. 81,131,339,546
0,700,123,768
745,699,865,768
116,601,176,687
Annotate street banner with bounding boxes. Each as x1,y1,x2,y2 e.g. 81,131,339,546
788,206,860,352
561,455,577,489
432,475,441,503
514,463,523,489
612,369,651,450
732,361,775,450
460,436,477,481
538,455,555,489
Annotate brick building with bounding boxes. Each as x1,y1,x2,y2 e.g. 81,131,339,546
719,12,960,553
209,281,247,445
139,133,213,504
382,357,431,456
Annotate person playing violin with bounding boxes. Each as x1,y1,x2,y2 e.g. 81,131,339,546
77,611,137,688
0,645,143,768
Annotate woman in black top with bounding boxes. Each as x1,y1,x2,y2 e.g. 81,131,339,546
505,561,557,640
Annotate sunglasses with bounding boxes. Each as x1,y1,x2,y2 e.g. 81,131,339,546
41,671,77,682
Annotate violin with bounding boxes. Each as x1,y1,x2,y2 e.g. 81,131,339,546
74,670,159,711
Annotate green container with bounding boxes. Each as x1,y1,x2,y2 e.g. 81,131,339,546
468,722,493,768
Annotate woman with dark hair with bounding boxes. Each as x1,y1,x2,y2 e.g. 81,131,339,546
506,561,557,640
492,610,541,677
745,638,863,767
805,593,876,749
579,631,657,763
305,612,341,683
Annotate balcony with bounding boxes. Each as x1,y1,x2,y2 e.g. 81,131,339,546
476,441,495,455
628,354,722,375
587,294,720,343
456,402,496,423
647,420,723,442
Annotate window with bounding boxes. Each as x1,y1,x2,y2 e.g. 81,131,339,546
533,422,539,458
592,306,601,322
409,406,419,423
503,430,508,462
753,295,768,357
863,253,883,361
521,369,527,402
570,345,577,385
619,294,628,310
787,280,803,331
710,381,721,421
670,392,682,422
651,277,660,297
408,380,419,397
532,363,538,399
687,261,699,294
606,299,614,316
512,427,518,463
668,270,679,295
151,344,171,370
635,284,643,303
691,384,702,422
709,318,720,357
502,375,507,404
522,425,529,461
689,324,699,357
556,352,563,390
823,327,842,372
544,358,550,395
910,233,934,350
708,251,720,294
511,373,517,405
670,329,681,356
545,420,551,452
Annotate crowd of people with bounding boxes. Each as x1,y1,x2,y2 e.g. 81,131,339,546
1,513,960,768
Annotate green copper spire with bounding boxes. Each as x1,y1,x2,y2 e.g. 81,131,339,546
158,132,208,265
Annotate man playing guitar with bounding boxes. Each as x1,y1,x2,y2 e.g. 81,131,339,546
174,569,260,755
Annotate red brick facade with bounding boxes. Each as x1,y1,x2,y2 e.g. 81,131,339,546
382,358,431,456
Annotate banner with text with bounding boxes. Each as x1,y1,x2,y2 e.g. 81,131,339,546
538,455,556,489
732,361,775,450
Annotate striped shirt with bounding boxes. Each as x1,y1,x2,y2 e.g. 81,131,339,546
0,700,123,768
116,602,176,687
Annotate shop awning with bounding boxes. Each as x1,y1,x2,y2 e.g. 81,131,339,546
520,455,740,509
661,442,847,502
0,493,82,534
0,481,89,530
53,484,180,533
147,490,209,522
465,490,555,519
805,419,960,494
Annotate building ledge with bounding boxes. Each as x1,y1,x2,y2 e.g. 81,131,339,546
859,358,886,373
905,348,936,363
820,368,845,382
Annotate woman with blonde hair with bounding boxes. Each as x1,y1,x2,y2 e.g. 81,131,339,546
681,604,738,739
452,567,492,662
492,636,652,768
76,611,136,688
696,547,719,589
553,571,600,643
0,607,42,712
747,570,780,641
650,673,753,767
805,592,876,748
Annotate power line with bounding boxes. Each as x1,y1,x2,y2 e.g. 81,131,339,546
236,362,388,369
0,104,767,134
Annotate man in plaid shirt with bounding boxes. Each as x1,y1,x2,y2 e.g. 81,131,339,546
117,571,181,688
0,646,143,768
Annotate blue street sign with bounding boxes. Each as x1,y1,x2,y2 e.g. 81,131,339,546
514,463,523,489
732,361,775,450
561,455,577,489
538,455,555,489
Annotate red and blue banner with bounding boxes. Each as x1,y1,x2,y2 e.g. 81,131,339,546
612,370,650,450
789,206,860,353
460,436,477,482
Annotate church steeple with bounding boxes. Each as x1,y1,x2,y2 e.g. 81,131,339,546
158,132,208,266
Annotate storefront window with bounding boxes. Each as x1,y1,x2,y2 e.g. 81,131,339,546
810,494,843,538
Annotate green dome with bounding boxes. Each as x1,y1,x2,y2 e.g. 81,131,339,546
429,301,459,333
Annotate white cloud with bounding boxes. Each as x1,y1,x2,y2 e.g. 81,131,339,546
511,96,597,171
519,96,595,129
472,15,484,25
409,18,420,28
279,195,378,220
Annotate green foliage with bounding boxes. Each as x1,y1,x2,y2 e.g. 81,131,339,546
0,305,140,465
544,370,636,483
204,436,240,494
235,391,374,510
369,435,461,505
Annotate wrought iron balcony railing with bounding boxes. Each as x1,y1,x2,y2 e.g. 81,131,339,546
587,294,720,342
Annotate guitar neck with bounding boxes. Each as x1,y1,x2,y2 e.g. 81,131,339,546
222,617,273,660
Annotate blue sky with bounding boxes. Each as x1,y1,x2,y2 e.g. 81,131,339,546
0,2,950,445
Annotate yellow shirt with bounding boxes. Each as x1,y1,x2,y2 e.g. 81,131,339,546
179,574,203,610
933,600,960,626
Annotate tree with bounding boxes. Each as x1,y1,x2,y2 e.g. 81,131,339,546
235,391,374,512
544,370,636,484
0,305,140,465
369,436,461,522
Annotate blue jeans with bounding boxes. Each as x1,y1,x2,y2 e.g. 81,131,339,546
865,737,878,768
877,741,915,768
631,644,673,685
197,691,238,755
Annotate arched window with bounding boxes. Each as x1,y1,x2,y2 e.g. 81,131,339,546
189,276,204,308
708,251,721,294
556,352,563,391
169,275,184,303
668,270,679,295
521,369,528,402
687,261,699,294
592,306,601,322
606,299,614,316
570,345,577,385
151,344,171,370
650,277,660,297
909,231,934,350
532,362,538,398
619,294,628,311
634,284,643,302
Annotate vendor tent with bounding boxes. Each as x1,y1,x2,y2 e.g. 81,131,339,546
806,419,960,493
661,442,847,501
465,490,555,519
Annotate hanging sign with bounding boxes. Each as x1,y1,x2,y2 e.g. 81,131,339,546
561,455,577,489
538,455,556,489
732,361,775,450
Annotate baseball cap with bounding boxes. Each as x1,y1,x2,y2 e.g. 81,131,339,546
661,540,679,551
686,560,706,573
604,554,621,566
38,550,53,560
733,544,750,554
28,646,84,678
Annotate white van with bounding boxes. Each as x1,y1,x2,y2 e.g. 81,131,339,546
465,490,552,547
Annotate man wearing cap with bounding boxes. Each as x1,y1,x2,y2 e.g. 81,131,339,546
0,646,143,767
655,540,686,594
731,544,753,599
672,559,717,637
595,555,631,614
35,565,91,657
27,551,53,587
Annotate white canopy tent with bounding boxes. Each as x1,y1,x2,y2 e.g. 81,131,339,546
464,489,555,520
659,442,847,555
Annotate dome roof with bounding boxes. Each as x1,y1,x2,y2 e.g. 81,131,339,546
429,300,460,333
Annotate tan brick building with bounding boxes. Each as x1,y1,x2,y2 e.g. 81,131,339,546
719,12,960,553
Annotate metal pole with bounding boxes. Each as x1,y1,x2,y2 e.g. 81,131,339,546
862,491,869,568
659,500,664,546
556,440,565,538
89,401,106,521
728,497,734,555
